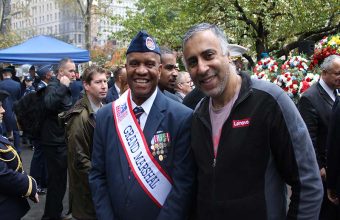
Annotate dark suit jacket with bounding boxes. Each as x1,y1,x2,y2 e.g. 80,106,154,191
327,96,340,191
298,82,334,169
105,85,119,103
70,80,83,105
183,88,205,110
163,90,182,103
0,78,21,131
89,90,195,220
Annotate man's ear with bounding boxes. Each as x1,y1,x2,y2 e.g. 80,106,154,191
158,64,162,79
83,81,90,92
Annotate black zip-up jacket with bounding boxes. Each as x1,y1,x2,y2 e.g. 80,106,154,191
40,78,72,146
191,72,323,220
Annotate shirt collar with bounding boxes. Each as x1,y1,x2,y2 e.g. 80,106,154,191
114,83,121,97
319,78,336,101
130,88,158,116
88,96,103,114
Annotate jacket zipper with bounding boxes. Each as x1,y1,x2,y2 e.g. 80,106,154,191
212,155,217,219
210,90,251,219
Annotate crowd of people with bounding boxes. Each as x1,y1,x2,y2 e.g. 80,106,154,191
0,23,339,220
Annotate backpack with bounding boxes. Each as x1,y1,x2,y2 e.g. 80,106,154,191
13,88,47,139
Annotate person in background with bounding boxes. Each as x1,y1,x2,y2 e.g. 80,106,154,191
40,58,75,220
70,77,83,105
105,66,128,103
29,65,41,89
0,67,22,153
158,47,182,102
89,30,195,220
326,92,340,214
182,22,323,220
298,54,340,220
27,65,53,196
23,75,36,96
36,65,53,91
20,75,36,147
0,89,39,220
7,65,21,83
174,71,194,102
61,65,108,220
106,69,114,89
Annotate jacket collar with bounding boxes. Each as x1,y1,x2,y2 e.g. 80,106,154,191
316,82,334,106
60,95,96,127
143,88,167,143
194,71,253,130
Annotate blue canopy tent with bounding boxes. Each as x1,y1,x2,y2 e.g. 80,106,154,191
0,35,90,64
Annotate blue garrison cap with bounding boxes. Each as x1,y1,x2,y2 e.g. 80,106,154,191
126,31,160,55
37,65,52,78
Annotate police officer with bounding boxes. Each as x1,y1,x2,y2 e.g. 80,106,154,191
23,75,36,96
36,65,53,91
0,90,39,220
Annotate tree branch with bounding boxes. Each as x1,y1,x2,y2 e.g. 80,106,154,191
76,0,86,17
233,0,258,33
242,53,255,67
273,23,340,57
326,12,338,27
299,23,340,41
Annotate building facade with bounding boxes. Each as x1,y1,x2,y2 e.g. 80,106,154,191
10,0,136,48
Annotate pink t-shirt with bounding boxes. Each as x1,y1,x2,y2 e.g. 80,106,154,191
209,88,240,157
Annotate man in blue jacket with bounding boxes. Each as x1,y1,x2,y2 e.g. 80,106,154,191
0,68,22,153
89,31,195,220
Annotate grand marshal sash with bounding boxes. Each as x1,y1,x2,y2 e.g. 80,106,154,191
112,90,172,207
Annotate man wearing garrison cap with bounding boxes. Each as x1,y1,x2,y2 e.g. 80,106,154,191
36,65,53,91
89,31,195,220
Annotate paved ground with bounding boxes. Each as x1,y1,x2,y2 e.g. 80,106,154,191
20,143,70,220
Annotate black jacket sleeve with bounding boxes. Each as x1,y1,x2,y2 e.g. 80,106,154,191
298,96,325,168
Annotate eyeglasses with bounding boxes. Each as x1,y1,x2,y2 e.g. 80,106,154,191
179,80,194,87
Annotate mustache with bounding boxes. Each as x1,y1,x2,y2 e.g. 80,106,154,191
196,70,217,82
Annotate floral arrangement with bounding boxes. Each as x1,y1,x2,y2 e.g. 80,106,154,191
273,72,300,103
252,56,279,81
249,34,339,103
310,34,340,70
281,55,309,74
299,73,320,94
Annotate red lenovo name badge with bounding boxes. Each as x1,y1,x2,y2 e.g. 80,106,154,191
232,118,250,128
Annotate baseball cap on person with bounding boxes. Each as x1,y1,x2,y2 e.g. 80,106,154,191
126,31,161,55
37,65,53,78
